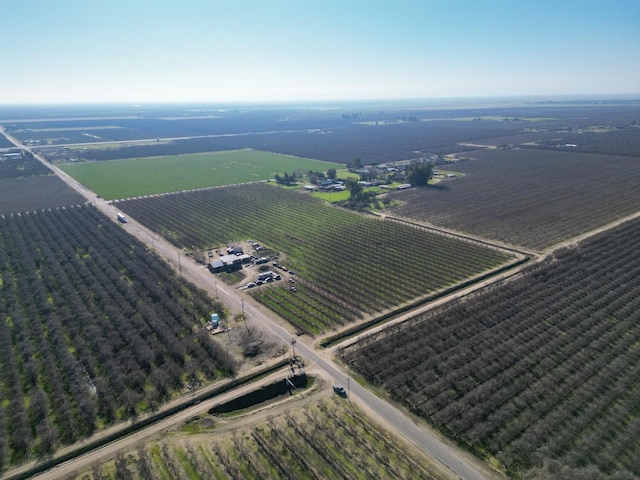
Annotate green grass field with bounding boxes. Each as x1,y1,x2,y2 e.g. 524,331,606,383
59,149,344,200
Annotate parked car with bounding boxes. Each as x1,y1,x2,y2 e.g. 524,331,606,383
246,282,256,288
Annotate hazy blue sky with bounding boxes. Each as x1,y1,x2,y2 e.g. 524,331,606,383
2,0,639,104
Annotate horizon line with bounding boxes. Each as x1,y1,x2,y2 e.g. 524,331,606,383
1,93,640,108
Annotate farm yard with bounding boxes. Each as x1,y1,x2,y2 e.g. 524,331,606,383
117,183,514,335
0,205,236,469
340,216,640,479
384,149,640,250
58,150,344,200
69,396,451,480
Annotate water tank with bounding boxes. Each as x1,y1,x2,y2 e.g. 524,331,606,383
211,313,219,329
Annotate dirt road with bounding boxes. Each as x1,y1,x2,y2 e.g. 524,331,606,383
25,368,298,480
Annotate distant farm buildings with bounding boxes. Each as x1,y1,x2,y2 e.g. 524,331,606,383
1,151,22,160
318,180,345,191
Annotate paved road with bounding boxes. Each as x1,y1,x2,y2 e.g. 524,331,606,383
241,299,496,480
24,368,295,480
1,127,498,480
28,128,304,149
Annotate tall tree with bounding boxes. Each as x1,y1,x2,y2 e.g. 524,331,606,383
346,178,363,200
407,162,433,187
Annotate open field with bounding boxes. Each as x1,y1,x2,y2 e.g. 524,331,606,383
68,395,452,480
118,183,514,335
58,150,344,200
384,148,640,250
0,205,237,470
340,216,640,479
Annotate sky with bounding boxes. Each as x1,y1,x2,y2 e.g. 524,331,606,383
1,0,639,104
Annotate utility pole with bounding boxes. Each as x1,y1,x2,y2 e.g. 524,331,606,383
291,337,296,360
242,299,249,333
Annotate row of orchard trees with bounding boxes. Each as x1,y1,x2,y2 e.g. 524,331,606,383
80,399,441,480
0,205,236,468
0,151,52,179
342,216,640,478
118,183,512,331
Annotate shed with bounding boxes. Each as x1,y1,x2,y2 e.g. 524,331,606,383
208,260,225,273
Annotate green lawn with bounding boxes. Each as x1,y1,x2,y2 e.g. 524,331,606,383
59,149,344,200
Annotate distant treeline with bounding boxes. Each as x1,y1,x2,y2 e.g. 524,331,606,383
71,122,515,164
0,152,51,179
523,128,640,157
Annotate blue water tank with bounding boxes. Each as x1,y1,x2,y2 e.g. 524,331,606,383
211,313,219,329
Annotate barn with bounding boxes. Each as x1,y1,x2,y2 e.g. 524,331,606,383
208,253,252,273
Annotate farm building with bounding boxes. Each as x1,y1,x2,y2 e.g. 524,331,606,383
208,260,225,273
208,253,252,273
318,180,345,191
